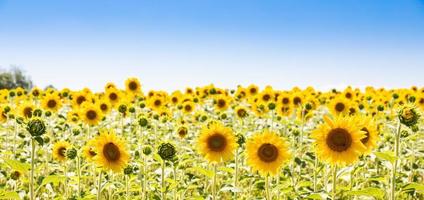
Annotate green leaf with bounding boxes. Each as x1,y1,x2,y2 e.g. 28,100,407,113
186,167,213,178
403,183,424,193
34,136,44,146
4,158,30,172
306,193,323,200
217,166,234,174
0,190,20,200
374,151,396,163
41,175,66,186
346,187,385,198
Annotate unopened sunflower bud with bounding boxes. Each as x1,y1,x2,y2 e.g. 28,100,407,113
220,113,227,119
408,96,416,103
139,103,146,108
236,133,245,146
4,106,11,113
33,109,43,117
10,171,21,180
411,125,419,133
377,105,384,112
27,118,47,137
398,105,420,127
157,143,176,161
129,107,135,113
392,93,399,99
305,103,313,110
66,148,77,159
118,105,127,114
45,111,52,117
124,165,133,175
142,146,152,156
268,103,276,110
139,118,148,127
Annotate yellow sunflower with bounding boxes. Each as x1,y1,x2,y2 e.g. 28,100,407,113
94,130,130,172
329,96,351,116
246,130,291,176
42,93,62,112
355,116,379,154
182,101,195,114
197,122,237,163
105,88,122,107
18,101,35,119
80,103,103,126
52,141,71,162
82,140,97,162
125,77,142,94
311,116,366,165
247,84,259,97
214,95,231,112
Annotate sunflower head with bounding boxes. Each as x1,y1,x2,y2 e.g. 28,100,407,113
246,130,291,176
53,141,71,162
355,116,379,154
83,139,97,162
311,116,366,166
80,103,103,126
398,104,420,127
197,122,237,163
125,77,142,94
94,130,130,172
42,93,62,112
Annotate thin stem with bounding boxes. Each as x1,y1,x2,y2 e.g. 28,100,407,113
125,175,129,200
173,165,177,200
64,163,68,199
212,164,218,200
77,156,81,197
30,139,35,200
332,165,338,200
162,160,166,200
313,155,318,192
265,175,271,200
97,170,103,200
391,120,401,200
234,149,239,199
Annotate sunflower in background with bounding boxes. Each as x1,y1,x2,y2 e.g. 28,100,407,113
18,101,35,119
82,139,97,162
0,106,8,123
311,116,366,165
214,95,231,112
291,92,304,107
80,103,103,126
197,121,237,163
53,141,71,162
170,91,183,105
246,130,291,176
182,101,195,114
42,93,62,112
258,87,275,104
71,91,91,108
246,84,259,98
30,87,42,99
66,110,80,124
329,96,351,116
147,94,167,112
355,116,379,154
94,130,129,172
125,77,142,95
105,87,122,107
97,97,112,115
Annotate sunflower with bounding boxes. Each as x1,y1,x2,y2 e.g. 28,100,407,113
329,97,351,116
80,103,103,126
72,91,91,108
277,92,291,107
276,105,292,117
177,126,188,138
246,130,291,176
82,140,97,162
30,87,42,98
147,95,166,111
104,82,117,91
311,116,366,165
182,101,195,114
197,122,237,163
42,93,62,112
53,141,71,162
214,95,231,111
105,88,122,107
67,110,80,124
94,130,130,172
247,84,259,97
258,89,275,104
97,98,112,115
355,116,379,154
170,91,183,105
18,101,35,119
291,92,304,107
234,106,248,119
0,106,8,123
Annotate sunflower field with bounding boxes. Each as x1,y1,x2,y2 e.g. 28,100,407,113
0,78,423,200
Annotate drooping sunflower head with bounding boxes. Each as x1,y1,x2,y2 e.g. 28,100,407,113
246,130,291,176
80,103,103,126
53,141,71,162
355,116,379,154
94,130,130,172
197,122,237,163
311,116,366,166
125,77,142,94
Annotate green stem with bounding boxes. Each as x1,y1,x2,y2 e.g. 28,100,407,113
30,139,35,200
173,165,177,200
234,149,239,199
391,120,401,200
97,170,103,200
64,163,68,199
125,175,129,200
265,175,271,200
332,165,338,200
313,155,318,192
162,160,166,200
77,156,81,197
212,164,218,200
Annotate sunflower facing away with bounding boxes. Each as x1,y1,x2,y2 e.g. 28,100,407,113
94,130,130,172
311,116,366,165
246,130,291,176
53,141,71,162
197,122,237,163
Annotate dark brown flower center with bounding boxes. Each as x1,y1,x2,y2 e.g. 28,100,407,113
100,104,108,111
103,142,121,161
282,97,290,105
178,128,187,137
237,109,247,118
207,133,227,152
250,88,257,94
184,104,192,112
58,147,66,157
257,143,279,162
89,148,97,157
217,99,226,108
262,94,271,101
172,97,178,103
154,99,162,107
24,107,33,118
86,110,97,120
293,97,301,105
47,99,57,108
109,93,118,101
128,81,138,91
76,96,86,105
345,92,352,99
360,127,370,144
326,128,352,152
335,102,345,112
32,90,40,96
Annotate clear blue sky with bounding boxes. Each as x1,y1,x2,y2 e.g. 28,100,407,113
0,0,423,91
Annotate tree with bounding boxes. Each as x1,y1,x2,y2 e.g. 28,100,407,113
0,66,33,90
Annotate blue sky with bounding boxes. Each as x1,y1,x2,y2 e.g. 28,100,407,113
0,0,423,91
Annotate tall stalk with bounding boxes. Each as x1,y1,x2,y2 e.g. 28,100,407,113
30,139,35,200
391,120,401,200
